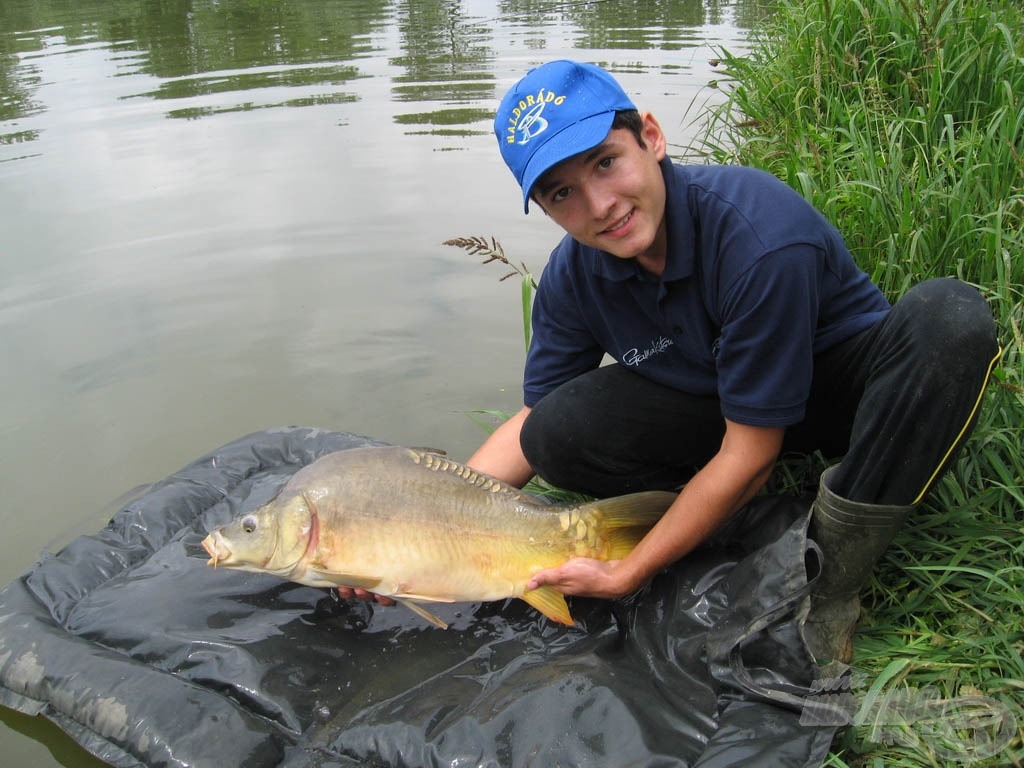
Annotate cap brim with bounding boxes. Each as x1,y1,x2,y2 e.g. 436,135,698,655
520,111,616,213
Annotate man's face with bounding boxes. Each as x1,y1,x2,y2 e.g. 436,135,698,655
532,112,668,270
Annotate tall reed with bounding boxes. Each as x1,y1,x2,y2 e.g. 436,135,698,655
698,0,1022,378
695,0,1023,764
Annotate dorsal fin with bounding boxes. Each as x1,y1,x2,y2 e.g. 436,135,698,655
408,448,541,502
408,446,447,456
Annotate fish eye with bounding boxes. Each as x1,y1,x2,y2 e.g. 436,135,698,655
241,514,258,534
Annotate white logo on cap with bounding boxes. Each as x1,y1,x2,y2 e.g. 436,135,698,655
504,88,566,146
516,102,548,145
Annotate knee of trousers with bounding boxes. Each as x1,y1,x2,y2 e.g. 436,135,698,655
519,399,586,490
892,277,998,376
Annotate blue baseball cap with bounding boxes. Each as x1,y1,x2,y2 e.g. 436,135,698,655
494,60,636,213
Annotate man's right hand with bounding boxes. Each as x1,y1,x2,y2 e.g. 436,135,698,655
337,586,396,606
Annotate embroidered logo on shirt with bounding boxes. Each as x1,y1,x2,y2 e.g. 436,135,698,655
622,336,674,366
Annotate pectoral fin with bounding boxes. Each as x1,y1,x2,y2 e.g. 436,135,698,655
309,569,383,591
396,598,449,629
521,586,574,626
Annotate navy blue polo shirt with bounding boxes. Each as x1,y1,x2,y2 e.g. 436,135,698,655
523,160,891,426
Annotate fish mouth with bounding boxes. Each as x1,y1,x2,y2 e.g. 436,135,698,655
201,531,232,567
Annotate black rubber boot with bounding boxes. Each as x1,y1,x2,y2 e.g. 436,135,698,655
801,466,915,669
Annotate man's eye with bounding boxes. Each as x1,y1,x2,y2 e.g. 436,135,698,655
552,187,571,202
598,156,614,169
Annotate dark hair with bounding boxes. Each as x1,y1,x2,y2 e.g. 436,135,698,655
612,109,645,148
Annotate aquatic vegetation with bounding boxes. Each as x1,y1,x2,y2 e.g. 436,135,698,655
445,235,537,351
696,0,1023,764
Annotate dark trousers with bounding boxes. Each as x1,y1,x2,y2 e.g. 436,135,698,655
520,278,1000,505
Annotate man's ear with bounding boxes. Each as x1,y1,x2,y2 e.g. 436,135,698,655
640,111,668,161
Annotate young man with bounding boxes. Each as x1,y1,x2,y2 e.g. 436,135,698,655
464,59,1000,666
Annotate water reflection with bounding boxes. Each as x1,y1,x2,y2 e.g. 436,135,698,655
133,0,388,119
562,0,729,49
0,0,755,595
0,2,755,765
0,0,765,145
390,0,495,137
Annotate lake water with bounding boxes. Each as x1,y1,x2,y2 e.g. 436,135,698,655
0,0,752,764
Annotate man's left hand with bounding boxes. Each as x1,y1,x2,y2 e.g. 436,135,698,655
527,557,629,599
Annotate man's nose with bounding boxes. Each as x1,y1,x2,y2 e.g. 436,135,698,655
582,181,615,221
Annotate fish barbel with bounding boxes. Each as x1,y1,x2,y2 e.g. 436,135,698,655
201,445,675,628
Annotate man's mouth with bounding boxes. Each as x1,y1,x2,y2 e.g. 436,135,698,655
601,210,633,235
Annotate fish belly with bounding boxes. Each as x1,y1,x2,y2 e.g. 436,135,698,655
309,513,563,603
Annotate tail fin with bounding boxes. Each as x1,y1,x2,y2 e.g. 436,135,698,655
574,490,676,560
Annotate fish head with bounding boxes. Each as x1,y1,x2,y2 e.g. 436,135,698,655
201,492,315,578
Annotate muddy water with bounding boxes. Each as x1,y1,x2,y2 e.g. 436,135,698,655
0,1,754,763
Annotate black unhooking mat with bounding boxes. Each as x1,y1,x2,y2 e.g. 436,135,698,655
0,427,839,767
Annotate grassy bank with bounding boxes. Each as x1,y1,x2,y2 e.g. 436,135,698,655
694,0,1023,764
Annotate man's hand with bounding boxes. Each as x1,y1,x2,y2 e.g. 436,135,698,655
527,558,632,599
530,421,784,603
337,587,396,606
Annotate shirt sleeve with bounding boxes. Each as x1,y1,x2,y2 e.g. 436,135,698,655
522,248,604,407
715,244,822,426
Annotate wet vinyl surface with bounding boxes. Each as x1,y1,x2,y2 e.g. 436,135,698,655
0,428,835,767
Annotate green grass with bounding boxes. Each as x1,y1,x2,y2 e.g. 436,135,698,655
694,0,1023,764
